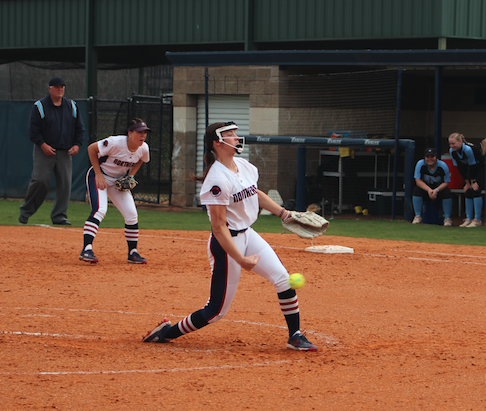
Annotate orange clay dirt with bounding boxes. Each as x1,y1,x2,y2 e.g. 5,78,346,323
1,225,486,410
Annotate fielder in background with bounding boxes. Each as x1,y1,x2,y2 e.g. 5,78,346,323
19,77,85,225
79,118,150,264
448,132,485,227
412,148,453,226
143,121,318,351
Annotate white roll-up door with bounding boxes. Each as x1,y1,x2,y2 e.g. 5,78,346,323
195,95,250,203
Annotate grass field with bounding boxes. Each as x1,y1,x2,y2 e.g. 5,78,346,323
4,198,485,246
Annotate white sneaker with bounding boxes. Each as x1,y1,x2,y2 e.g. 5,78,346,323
466,219,481,228
412,215,422,224
459,219,472,227
443,218,452,227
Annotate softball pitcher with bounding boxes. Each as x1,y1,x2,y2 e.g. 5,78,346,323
79,118,150,264
143,121,317,351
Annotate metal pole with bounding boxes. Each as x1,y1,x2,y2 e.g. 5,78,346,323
338,156,343,214
199,68,210,211
168,96,173,206
391,68,403,220
85,0,97,98
403,141,415,222
157,96,162,203
203,68,209,169
138,67,144,95
205,68,209,130
435,66,443,157
296,146,306,212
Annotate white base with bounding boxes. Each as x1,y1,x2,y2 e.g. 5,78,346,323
305,245,354,254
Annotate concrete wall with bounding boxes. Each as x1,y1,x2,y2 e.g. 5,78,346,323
172,94,197,207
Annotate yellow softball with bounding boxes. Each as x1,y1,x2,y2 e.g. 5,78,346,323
288,273,306,289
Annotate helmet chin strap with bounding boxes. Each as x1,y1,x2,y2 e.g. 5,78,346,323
215,122,243,154
221,137,245,154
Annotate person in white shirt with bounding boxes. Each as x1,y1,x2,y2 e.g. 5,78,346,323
142,121,317,351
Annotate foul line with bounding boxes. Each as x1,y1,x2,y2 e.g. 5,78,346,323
361,253,486,266
1,330,101,340
0,331,228,354
0,306,340,346
34,224,208,242
0,306,172,316
390,249,486,259
0,359,298,376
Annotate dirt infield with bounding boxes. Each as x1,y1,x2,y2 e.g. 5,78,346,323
1,225,486,410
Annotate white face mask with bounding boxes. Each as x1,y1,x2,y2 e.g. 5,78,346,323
215,123,245,154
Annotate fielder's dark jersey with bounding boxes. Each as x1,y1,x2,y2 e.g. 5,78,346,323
414,159,450,189
450,143,484,181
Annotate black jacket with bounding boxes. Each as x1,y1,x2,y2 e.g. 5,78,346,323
29,95,85,150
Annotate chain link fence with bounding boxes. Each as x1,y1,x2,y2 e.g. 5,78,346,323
90,95,173,204
1,61,174,204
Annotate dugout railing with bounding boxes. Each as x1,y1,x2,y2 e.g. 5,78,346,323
244,135,415,221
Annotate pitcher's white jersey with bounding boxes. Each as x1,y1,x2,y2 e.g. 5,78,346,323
97,135,150,184
200,157,259,230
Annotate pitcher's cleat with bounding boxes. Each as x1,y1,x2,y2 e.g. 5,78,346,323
128,251,147,264
79,249,99,263
287,332,317,352
143,319,171,343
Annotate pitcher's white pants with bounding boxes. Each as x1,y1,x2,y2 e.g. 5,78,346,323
205,227,290,324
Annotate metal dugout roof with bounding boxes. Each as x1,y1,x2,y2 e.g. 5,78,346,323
165,49,486,67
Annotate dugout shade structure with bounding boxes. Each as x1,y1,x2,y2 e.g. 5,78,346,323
243,135,415,222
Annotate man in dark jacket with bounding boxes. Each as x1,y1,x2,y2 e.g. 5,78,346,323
19,77,85,225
